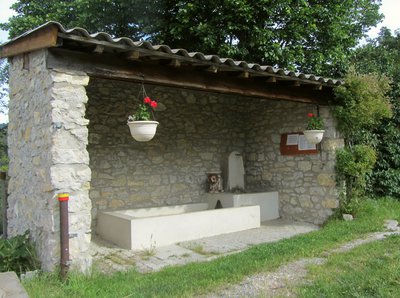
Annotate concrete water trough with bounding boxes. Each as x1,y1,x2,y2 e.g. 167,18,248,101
96,203,260,250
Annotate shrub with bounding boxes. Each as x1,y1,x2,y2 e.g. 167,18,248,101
373,169,400,198
334,72,392,145
336,145,377,214
0,231,40,276
371,101,400,198
333,72,392,214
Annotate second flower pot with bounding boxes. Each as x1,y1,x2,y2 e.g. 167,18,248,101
303,130,325,145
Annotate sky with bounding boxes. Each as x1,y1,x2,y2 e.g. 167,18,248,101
0,0,400,123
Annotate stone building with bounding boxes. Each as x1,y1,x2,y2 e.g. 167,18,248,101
0,22,343,272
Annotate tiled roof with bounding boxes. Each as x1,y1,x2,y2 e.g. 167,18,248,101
1,21,342,86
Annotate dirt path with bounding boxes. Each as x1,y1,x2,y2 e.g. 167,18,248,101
203,220,400,298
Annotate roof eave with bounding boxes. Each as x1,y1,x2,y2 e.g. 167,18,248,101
0,23,59,58
0,21,343,87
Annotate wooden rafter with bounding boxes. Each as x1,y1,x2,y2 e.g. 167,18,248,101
238,71,249,78
47,48,333,104
124,51,140,60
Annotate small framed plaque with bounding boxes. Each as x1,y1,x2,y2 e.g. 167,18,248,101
280,133,319,155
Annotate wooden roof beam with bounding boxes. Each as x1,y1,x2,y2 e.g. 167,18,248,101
169,59,181,68
313,84,323,90
93,45,105,54
124,50,140,60
47,48,333,105
0,24,59,58
206,65,218,73
237,71,249,78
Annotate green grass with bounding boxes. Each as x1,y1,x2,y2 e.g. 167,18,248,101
297,235,400,297
23,197,400,298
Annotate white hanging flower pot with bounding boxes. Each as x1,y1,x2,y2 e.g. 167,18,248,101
127,84,161,142
303,130,325,145
127,120,159,142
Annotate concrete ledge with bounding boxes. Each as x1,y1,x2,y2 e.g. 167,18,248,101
0,272,29,298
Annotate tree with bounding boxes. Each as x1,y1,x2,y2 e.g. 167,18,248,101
1,0,383,77
334,71,392,213
155,0,383,77
334,71,392,146
353,28,400,198
0,0,158,40
0,59,8,115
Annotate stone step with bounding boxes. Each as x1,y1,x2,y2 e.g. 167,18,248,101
0,272,29,298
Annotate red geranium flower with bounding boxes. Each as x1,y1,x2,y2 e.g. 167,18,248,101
150,101,158,108
144,97,151,104
307,113,314,117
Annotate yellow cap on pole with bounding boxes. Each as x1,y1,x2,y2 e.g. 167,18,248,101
58,193,69,202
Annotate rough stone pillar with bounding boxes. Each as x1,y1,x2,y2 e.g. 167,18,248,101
7,49,92,272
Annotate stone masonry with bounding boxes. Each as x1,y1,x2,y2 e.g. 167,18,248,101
244,101,343,223
86,79,247,224
87,78,343,226
7,52,342,273
7,49,92,272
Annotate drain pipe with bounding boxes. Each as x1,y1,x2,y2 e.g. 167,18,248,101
1,172,8,238
58,193,70,280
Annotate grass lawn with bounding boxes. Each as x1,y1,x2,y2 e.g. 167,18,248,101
297,235,400,297
23,197,400,298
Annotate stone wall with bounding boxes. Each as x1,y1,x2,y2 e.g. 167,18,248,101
86,79,247,223
244,101,343,224
87,78,342,225
7,50,92,272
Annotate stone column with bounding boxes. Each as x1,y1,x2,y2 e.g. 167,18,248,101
50,69,92,272
7,49,92,272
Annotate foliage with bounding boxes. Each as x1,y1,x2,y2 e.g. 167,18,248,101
306,113,324,130
353,28,400,199
1,0,383,77
0,231,40,276
23,198,400,297
333,71,392,214
0,124,8,172
155,0,382,77
372,119,400,197
128,84,159,123
0,59,8,115
353,27,400,83
336,145,377,214
128,96,158,121
0,0,157,41
334,71,392,145
0,124,7,234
